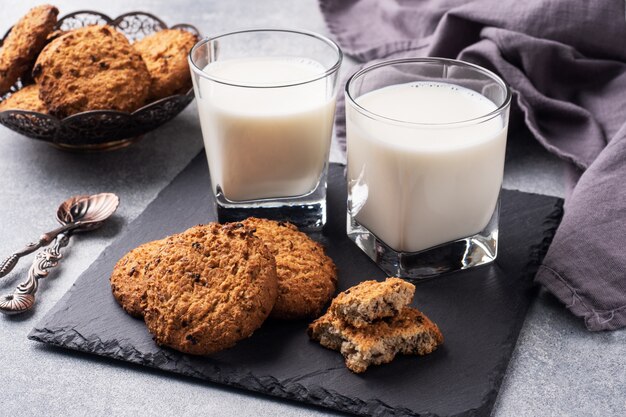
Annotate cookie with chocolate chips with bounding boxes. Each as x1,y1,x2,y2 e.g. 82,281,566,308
133,28,198,100
144,222,278,355
0,84,47,113
0,4,58,93
242,217,337,320
33,25,150,117
309,306,443,373
110,238,169,318
328,278,415,328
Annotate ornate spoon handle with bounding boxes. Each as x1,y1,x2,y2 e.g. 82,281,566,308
0,233,71,315
0,224,75,279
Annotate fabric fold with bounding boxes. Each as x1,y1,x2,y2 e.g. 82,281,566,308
536,124,626,331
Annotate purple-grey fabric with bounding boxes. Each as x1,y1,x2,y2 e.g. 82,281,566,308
319,0,626,330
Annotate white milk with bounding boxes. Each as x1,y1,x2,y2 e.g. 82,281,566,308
347,82,507,253
195,57,335,201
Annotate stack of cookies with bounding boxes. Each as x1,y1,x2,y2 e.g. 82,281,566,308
309,278,443,373
110,218,337,355
0,4,198,116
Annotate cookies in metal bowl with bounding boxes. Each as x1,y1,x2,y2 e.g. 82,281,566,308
0,9,200,151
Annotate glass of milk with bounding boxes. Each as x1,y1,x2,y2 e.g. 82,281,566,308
345,58,511,278
188,29,342,230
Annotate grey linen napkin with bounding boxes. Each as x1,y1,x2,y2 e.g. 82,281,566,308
319,0,626,330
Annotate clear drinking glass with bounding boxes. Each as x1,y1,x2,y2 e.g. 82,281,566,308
345,58,511,278
189,29,342,230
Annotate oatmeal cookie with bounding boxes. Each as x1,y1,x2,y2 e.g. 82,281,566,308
33,25,150,117
329,278,414,328
308,306,443,373
110,238,168,318
0,84,47,113
242,218,337,320
133,29,198,100
0,5,58,93
144,222,278,355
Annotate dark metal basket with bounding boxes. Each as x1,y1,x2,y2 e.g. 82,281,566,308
0,11,200,151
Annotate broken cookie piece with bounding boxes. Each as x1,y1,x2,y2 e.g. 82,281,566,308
309,306,443,373
329,277,415,328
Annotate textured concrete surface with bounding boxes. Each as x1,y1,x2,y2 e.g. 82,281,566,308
0,1,624,416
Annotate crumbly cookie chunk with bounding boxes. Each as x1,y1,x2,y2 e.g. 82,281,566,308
0,84,47,113
242,218,337,320
144,223,278,355
329,278,414,328
308,307,443,373
33,25,150,117
0,5,58,93
110,238,169,318
133,29,198,100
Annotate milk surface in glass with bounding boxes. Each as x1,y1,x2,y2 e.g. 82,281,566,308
196,57,335,202
347,81,507,253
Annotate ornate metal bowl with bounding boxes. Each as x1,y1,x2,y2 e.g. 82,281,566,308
0,11,200,151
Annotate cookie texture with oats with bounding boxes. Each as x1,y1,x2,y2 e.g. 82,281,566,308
33,25,150,117
0,4,58,93
329,278,415,328
0,84,47,113
110,238,170,318
242,217,337,320
308,306,443,373
133,29,198,100
144,222,278,355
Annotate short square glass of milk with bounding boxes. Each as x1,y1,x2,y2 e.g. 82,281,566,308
189,29,342,230
345,58,511,278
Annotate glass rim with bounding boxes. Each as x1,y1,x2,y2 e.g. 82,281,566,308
345,57,512,127
188,28,343,89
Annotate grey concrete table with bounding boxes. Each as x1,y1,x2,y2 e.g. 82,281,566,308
0,1,624,416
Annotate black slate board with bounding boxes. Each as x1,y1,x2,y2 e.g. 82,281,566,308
29,152,563,417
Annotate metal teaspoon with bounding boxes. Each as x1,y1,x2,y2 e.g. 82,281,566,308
0,193,119,315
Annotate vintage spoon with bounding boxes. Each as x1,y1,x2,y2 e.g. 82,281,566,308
0,193,119,278
0,193,119,315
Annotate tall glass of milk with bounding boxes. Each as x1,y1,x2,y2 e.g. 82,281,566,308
188,29,342,230
345,58,511,278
